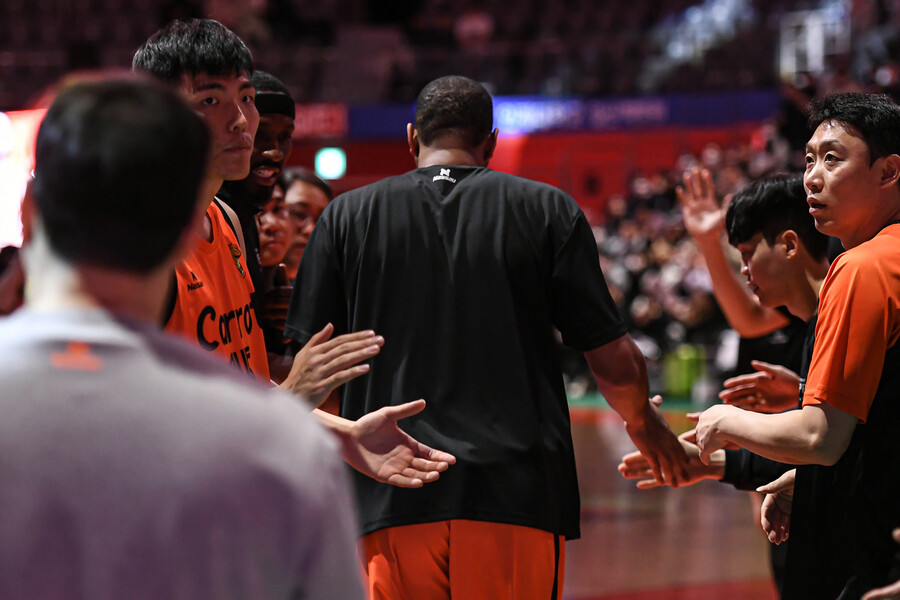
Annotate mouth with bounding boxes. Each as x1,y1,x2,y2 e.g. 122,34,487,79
807,197,825,212
251,163,281,183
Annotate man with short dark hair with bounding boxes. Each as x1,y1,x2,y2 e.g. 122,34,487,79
620,171,849,598
286,75,688,599
133,18,456,490
0,75,364,600
695,92,900,598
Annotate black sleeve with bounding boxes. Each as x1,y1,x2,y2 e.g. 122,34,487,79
550,212,627,351
721,449,792,491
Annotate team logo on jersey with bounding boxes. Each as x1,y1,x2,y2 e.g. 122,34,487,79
229,243,246,278
187,271,204,291
50,341,103,371
433,168,457,184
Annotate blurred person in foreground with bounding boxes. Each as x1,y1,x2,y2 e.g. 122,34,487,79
0,75,363,599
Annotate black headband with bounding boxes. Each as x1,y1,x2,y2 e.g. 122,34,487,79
254,92,295,119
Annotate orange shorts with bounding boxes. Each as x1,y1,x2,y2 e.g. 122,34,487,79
360,519,565,600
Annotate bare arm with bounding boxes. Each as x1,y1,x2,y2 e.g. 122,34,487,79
585,333,689,486
678,167,788,337
693,402,858,466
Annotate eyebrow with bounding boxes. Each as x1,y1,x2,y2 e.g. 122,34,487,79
806,139,845,153
190,80,254,93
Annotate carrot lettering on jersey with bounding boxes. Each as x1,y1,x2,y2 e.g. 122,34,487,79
196,302,256,351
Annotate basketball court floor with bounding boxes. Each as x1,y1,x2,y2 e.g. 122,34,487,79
564,405,778,600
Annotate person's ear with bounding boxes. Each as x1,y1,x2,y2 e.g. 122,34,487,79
406,123,419,163
879,154,900,188
781,229,800,259
482,128,498,165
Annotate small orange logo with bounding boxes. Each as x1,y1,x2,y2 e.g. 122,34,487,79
50,341,103,371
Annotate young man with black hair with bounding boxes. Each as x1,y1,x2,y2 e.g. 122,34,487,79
133,18,455,490
619,171,854,598
0,75,364,599
218,70,294,314
695,92,900,598
285,75,689,599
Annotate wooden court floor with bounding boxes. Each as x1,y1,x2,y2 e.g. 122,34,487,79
564,409,779,600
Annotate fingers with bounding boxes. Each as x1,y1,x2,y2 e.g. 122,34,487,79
756,469,796,494
412,440,457,464
310,334,384,376
378,399,427,421
274,263,289,287
649,394,663,407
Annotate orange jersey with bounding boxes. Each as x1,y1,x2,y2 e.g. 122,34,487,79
165,201,270,381
802,224,900,421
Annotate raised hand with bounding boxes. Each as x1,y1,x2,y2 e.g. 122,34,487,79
758,469,795,545
326,399,457,488
676,167,727,244
279,323,383,406
719,360,801,413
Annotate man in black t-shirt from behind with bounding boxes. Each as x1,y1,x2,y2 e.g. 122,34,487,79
285,75,689,600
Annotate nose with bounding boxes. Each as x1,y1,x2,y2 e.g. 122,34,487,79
228,100,249,132
740,261,750,278
804,160,822,194
262,145,284,162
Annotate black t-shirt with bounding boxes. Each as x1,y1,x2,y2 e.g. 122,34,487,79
284,165,626,539
780,314,862,600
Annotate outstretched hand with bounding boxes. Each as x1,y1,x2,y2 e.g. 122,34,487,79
618,429,725,489
719,360,800,413
278,323,384,406
623,395,690,487
340,399,457,488
758,469,795,545
676,167,727,244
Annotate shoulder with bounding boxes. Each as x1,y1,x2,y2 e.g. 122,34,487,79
828,230,900,283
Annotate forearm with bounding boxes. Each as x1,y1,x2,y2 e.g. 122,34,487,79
713,407,839,465
312,408,354,453
586,335,650,425
695,236,788,337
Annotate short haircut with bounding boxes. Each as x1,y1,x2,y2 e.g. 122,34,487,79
283,167,333,200
414,75,493,148
808,93,900,163
251,70,290,96
132,18,253,83
726,173,829,262
33,77,209,272
251,70,295,118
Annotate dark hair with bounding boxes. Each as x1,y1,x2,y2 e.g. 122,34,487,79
33,77,209,272
808,93,900,163
283,167,333,200
251,70,290,95
726,173,829,262
132,18,253,83
414,75,493,148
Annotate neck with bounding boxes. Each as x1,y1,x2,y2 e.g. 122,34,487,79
197,175,223,242
417,147,484,169
23,233,171,324
199,174,223,210
784,257,829,322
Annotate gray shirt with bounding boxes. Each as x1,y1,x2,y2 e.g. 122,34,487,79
0,308,363,600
